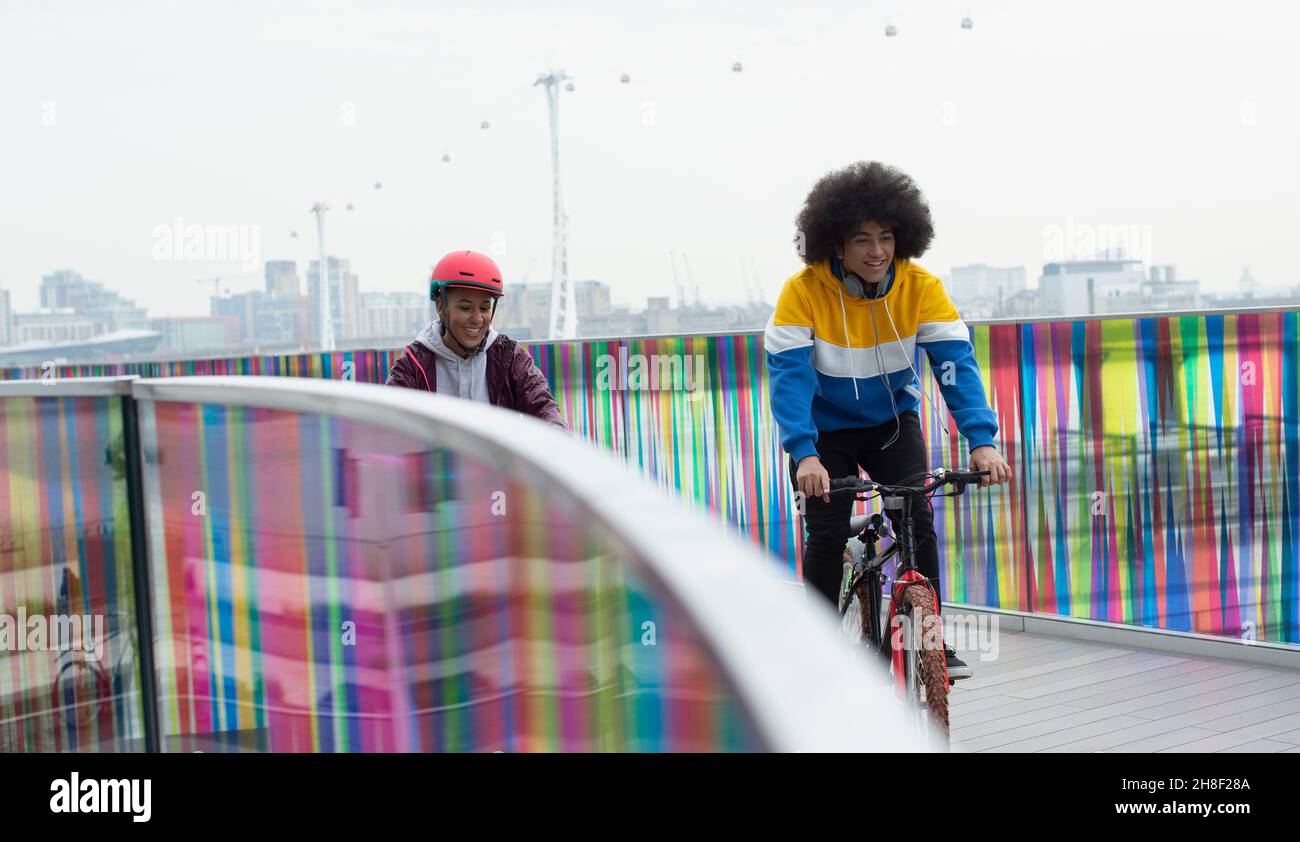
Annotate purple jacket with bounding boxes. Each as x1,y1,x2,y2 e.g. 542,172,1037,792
385,332,567,429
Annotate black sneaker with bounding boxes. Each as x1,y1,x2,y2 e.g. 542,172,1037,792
944,645,974,680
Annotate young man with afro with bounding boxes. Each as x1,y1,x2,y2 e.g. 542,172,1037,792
765,161,1013,679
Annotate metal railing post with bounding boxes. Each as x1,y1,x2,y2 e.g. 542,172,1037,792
120,393,161,753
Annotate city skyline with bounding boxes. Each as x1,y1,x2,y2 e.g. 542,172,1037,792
6,251,1284,332
3,0,1298,320
3,249,1293,366
2,207,1295,320
2,249,1287,322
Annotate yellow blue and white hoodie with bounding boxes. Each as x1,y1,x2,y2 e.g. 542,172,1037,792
764,257,998,463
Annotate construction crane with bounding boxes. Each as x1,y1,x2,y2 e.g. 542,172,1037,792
670,252,684,309
196,277,225,314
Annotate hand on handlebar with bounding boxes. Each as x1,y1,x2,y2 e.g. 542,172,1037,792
796,455,832,502
969,445,1012,487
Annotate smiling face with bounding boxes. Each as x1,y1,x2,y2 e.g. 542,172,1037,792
439,287,496,354
835,220,895,284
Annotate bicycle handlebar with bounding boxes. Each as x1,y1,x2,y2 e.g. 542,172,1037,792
827,468,991,497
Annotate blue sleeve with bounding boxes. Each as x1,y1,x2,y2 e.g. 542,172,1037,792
922,338,999,451
766,344,820,463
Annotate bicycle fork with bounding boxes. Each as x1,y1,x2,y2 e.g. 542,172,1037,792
882,495,948,694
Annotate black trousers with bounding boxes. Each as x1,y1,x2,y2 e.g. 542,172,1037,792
789,412,943,612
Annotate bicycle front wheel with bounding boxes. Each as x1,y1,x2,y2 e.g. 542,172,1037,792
898,585,950,744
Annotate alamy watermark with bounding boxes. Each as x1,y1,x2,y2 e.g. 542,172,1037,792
0,609,105,660
151,216,261,271
890,610,1001,663
1042,215,1153,264
594,349,706,397
50,773,151,822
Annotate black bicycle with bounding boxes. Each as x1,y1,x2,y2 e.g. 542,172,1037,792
828,468,989,744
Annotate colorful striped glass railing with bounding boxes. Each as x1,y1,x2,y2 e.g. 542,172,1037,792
5,305,1297,647
0,375,924,752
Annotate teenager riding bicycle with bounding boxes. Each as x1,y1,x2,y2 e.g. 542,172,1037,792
765,162,1012,679
385,249,567,429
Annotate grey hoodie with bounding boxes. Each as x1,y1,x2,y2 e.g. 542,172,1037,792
415,319,500,404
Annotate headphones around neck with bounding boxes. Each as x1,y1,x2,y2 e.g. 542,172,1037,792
843,272,867,298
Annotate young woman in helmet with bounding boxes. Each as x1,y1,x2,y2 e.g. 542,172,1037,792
385,250,567,429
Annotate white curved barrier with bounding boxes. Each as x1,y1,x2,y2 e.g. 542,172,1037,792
0,373,928,752
130,376,927,752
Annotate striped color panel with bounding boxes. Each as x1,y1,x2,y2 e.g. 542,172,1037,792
0,394,144,751
137,400,761,752
6,310,1298,646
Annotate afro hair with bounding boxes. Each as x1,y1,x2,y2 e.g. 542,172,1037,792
794,161,934,265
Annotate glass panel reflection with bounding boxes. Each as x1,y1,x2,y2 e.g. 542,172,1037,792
0,394,144,751
139,401,763,752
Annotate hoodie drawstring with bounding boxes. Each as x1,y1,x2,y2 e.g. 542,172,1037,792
865,297,902,451
839,262,936,450
881,296,952,440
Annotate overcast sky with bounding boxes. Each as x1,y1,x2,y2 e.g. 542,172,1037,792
2,0,1298,317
